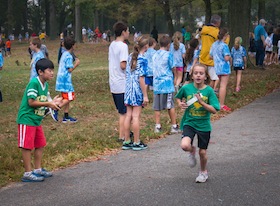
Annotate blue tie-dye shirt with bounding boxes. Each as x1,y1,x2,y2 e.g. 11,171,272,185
30,51,44,80
169,42,186,67
55,51,74,92
210,41,231,75
152,50,175,94
231,46,246,67
145,48,157,77
186,49,200,72
124,53,147,106
0,53,3,67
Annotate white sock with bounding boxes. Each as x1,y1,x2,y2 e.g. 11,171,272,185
34,168,42,173
172,124,177,128
155,124,161,128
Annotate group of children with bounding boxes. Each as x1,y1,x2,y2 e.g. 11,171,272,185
264,26,280,66
17,36,80,182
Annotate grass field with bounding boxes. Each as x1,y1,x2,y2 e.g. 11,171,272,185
0,37,280,187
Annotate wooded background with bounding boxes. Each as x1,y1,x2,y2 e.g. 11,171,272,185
0,0,279,48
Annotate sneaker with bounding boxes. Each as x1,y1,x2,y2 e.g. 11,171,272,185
122,141,133,150
221,105,231,111
62,116,77,123
33,168,53,178
187,147,197,168
170,125,180,134
21,173,44,182
195,171,208,183
154,126,162,133
50,109,59,122
132,141,148,151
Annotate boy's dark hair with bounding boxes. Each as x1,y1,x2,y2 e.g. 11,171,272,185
113,21,128,37
35,58,54,75
31,37,41,49
64,36,76,50
159,35,171,47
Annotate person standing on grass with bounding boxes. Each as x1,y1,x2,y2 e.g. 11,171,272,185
254,19,267,68
17,58,61,182
170,31,186,92
54,36,80,123
5,38,11,57
210,28,231,111
231,37,247,93
200,14,222,92
29,37,45,81
175,63,220,183
0,49,3,102
108,21,130,141
152,35,180,134
122,36,149,151
144,37,157,91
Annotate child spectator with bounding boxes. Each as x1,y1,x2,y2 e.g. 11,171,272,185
264,27,273,65
210,28,231,111
122,36,149,151
231,37,247,92
144,37,157,90
29,37,45,80
54,36,80,123
0,50,3,102
5,38,11,57
170,31,186,91
152,35,180,134
175,63,220,183
248,32,256,57
184,38,200,84
108,21,130,141
17,58,61,182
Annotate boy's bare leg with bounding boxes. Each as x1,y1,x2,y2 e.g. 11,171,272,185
168,108,176,125
155,110,161,124
119,113,126,140
34,147,44,169
199,149,208,172
22,149,32,172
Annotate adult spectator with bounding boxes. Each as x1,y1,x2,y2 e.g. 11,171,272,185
200,14,221,91
82,27,87,42
254,19,267,68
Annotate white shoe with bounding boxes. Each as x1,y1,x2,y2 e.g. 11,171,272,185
154,126,162,133
196,171,208,183
187,147,197,168
170,125,180,134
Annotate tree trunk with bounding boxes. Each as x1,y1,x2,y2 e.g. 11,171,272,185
203,0,211,24
228,0,252,50
162,1,174,37
258,0,265,20
49,0,57,40
45,0,50,35
75,2,82,43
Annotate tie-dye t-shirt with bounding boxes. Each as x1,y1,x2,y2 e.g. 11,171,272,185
169,42,186,67
210,41,231,75
145,48,157,77
30,51,44,80
231,46,246,68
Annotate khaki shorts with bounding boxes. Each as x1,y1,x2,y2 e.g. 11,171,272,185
207,66,219,80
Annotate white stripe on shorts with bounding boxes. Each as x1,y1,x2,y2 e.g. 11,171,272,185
68,92,74,100
19,124,26,148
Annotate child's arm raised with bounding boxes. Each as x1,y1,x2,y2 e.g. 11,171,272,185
195,93,217,114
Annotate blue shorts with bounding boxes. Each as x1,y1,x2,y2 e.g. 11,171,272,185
145,76,153,86
112,93,126,114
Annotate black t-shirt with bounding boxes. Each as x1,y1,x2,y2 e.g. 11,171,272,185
272,34,280,46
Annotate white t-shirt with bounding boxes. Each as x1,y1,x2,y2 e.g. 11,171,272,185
82,28,86,35
108,41,128,93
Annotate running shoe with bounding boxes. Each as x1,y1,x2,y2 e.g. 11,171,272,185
170,125,180,134
195,171,208,183
33,168,53,178
132,141,148,151
62,116,77,123
122,141,133,150
21,173,44,182
221,105,231,111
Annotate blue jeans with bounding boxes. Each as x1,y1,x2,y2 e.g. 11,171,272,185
255,40,265,66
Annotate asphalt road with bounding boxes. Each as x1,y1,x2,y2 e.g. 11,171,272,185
1,89,280,206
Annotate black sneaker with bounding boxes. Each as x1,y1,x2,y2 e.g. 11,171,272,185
122,141,133,150
132,141,148,151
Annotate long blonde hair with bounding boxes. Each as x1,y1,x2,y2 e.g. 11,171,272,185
172,31,182,50
130,35,148,70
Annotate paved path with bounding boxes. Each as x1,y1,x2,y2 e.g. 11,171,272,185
1,89,280,206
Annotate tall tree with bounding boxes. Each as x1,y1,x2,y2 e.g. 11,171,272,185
75,2,82,42
228,0,252,49
203,0,212,24
258,0,265,20
49,0,57,40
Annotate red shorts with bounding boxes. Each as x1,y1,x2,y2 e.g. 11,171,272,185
18,124,46,150
61,92,75,100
